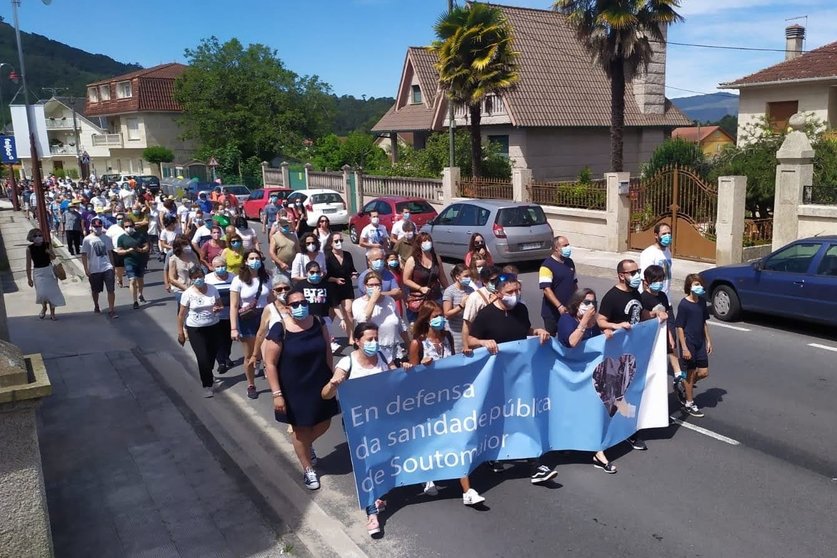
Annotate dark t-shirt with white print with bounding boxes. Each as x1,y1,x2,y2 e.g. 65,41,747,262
599,286,643,325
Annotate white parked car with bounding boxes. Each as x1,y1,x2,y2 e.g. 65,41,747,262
287,189,349,227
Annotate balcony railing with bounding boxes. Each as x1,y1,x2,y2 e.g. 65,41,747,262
45,118,78,130
49,145,76,155
91,133,122,147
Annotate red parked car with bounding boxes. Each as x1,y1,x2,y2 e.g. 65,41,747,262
349,197,438,244
242,187,292,221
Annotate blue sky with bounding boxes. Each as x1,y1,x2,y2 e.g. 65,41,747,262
4,0,836,100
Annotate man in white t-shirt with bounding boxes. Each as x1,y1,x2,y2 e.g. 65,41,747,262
176,199,191,228
359,210,389,254
106,214,127,288
389,206,412,243
81,217,117,317
639,222,673,294
190,210,213,251
119,184,135,207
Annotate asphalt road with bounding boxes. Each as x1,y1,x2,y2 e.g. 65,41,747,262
82,222,837,557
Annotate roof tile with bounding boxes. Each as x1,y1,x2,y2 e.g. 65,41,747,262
723,41,837,87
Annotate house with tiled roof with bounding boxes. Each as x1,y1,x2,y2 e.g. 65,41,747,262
720,25,837,144
372,3,690,179
83,62,197,176
671,126,735,158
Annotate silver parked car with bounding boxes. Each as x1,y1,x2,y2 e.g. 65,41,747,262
420,199,554,263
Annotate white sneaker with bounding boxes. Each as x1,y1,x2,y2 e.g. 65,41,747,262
422,481,438,496
203,386,214,398
330,341,341,353
462,489,485,506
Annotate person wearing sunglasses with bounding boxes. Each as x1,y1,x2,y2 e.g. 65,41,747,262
205,255,236,374
264,289,339,492
250,274,293,372
460,265,503,356
557,289,617,473
230,250,272,399
25,227,66,320
295,261,333,321
352,272,406,363
177,267,224,398
597,259,657,452
315,216,332,251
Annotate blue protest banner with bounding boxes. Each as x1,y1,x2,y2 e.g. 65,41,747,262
338,320,668,509
0,136,18,163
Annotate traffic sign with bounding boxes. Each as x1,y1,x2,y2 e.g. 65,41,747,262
207,156,219,167
1,136,18,163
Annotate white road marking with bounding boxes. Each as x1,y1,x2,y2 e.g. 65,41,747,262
708,322,751,332
670,416,741,446
808,343,837,353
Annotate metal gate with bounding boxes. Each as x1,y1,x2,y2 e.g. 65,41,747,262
628,165,718,262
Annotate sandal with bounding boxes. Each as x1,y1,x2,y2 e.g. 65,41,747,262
39,310,46,319
593,455,617,474
366,514,380,536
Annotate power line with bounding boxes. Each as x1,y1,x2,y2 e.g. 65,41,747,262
666,41,807,54
665,85,720,96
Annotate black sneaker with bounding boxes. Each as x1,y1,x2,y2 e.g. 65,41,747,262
674,381,687,406
530,465,558,484
217,363,228,374
685,402,704,418
593,455,617,474
247,385,258,399
627,436,647,451
133,301,139,310
488,460,504,473
138,295,146,303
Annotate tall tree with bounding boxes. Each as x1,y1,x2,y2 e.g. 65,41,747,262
555,0,683,171
431,4,519,178
174,37,334,179
142,146,174,177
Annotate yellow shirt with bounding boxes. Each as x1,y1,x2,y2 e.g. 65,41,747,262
225,249,244,275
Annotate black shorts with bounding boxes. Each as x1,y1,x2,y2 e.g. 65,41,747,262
111,250,125,267
542,314,558,337
680,341,709,369
89,269,115,293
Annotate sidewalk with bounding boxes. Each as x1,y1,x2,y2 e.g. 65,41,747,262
0,205,300,558
569,245,715,282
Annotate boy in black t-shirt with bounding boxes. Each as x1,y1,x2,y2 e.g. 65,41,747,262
641,265,686,404
675,274,712,418
297,260,331,319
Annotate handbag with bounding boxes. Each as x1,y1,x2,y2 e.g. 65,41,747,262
238,275,264,318
407,292,426,312
53,262,67,281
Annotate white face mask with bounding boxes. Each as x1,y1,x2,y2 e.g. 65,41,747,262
371,217,380,225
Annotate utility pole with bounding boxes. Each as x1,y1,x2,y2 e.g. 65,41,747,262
12,0,50,243
447,0,456,169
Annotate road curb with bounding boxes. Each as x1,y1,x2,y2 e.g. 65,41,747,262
135,347,370,558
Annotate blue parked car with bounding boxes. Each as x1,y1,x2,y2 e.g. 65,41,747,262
699,236,837,326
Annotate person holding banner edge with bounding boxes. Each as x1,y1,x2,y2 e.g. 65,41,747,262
597,259,668,452
557,289,618,473
466,273,557,484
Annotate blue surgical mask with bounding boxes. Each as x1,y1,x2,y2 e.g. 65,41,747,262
628,274,642,289
429,316,446,330
691,284,705,296
486,281,497,294
291,303,309,319
460,277,471,287
421,241,433,252
649,281,664,293
659,233,672,247
388,259,399,269
247,259,262,270
362,340,379,356
231,241,242,248
371,259,384,271
402,212,411,221
215,266,227,275
308,273,322,284
281,225,290,233
560,246,572,258
193,277,205,288
502,294,518,308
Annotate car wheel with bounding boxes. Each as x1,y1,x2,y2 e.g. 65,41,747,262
711,285,741,322
349,225,359,244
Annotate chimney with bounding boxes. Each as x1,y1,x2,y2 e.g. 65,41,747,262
632,27,667,115
785,25,805,61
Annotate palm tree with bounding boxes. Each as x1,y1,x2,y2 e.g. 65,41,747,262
431,3,519,178
555,0,682,171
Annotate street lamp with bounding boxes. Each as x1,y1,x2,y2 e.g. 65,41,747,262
12,0,53,243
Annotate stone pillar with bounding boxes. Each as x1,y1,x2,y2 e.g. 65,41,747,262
772,113,814,251
605,172,631,253
260,161,268,188
442,167,460,205
280,161,290,190
304,163,313,189
512,167,532,203
341,164,352,197
353,167,365,212
715,176,747,265
0,344,53,558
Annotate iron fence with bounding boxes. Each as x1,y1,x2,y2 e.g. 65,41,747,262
528,179,607,210
803,184,837,205
744,218,773,246
457,177,513,199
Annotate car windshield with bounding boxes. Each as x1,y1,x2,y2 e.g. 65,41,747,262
396,200,434,214
496,206,548,227
312,193,343,204
225,186,250,195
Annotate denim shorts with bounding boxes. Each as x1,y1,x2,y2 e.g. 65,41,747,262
124,261,145,279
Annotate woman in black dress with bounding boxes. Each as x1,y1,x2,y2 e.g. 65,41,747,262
264,288,338,490
324,231,358,344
